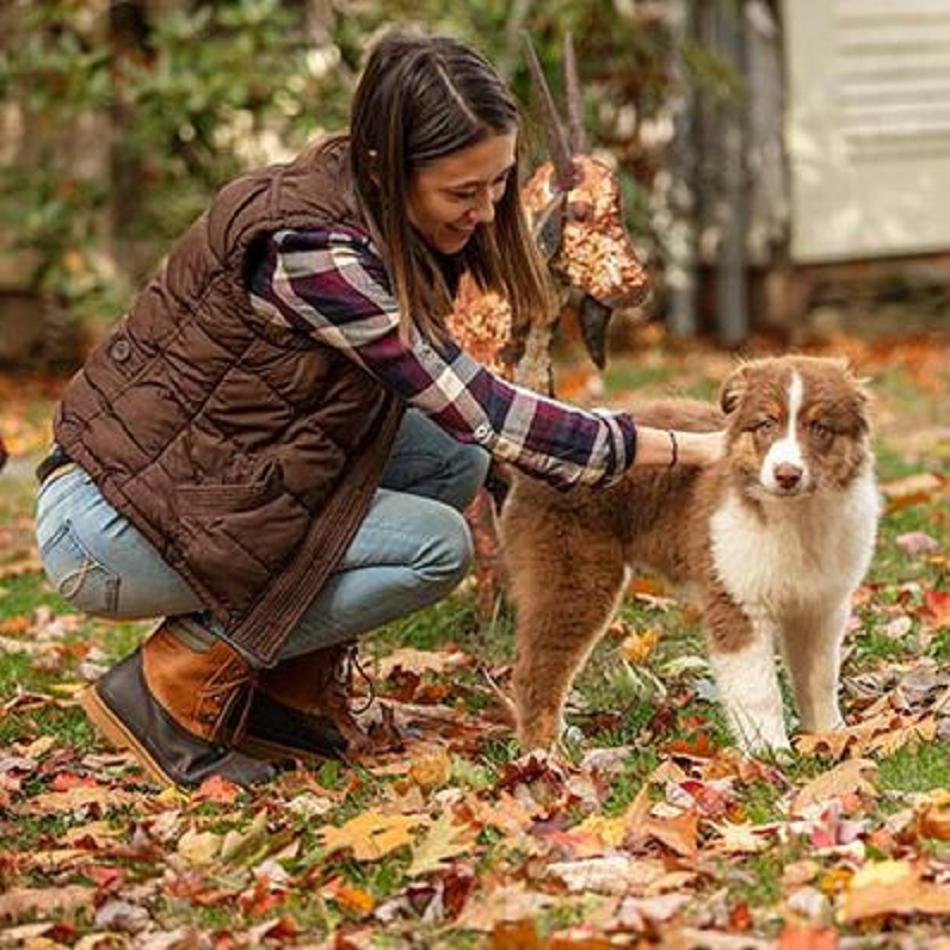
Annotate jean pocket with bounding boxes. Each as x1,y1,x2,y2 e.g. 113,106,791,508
39,519,120,615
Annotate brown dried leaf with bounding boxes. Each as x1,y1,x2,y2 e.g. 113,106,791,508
841,860,950,922
791,759,879,817
0,885,94,923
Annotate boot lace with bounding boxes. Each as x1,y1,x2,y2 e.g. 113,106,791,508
335,643,375,715
201,661,258,744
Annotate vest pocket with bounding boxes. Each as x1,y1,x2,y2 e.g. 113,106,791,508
39,519,120,616
175,480,278,516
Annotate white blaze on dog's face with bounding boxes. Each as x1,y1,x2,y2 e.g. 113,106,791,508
760,371,807,495
719,357,872,499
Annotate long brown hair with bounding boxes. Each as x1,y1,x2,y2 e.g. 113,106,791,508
346,28,555,343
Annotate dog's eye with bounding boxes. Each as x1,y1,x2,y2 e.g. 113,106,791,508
754,418,777,433
809,420,833,438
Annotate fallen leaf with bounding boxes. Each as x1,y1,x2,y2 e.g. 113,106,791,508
408,746,453,791
192,775,241,805
454,884,555,932
778,921,839,949
317,810,427,862
323,878,376,917
917,794,950,840
177,828,222,866
407,811,476,877
491,918,543,950
791,759,878,817
18,785,140,815
895,531,940,556
0,885,94,922
921,590,950,630
840,860,950,921
710,821,771,854
219,810,269,864
375,648,470,679
621,628,660,664
547,855,654,895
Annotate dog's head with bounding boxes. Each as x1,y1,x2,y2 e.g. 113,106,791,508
718,356,872,499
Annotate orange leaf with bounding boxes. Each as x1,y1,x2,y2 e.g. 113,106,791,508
921,590,950,630
0,617,30,637
778,921,839,950
491,919,543,950
192,775,241,804
324,878,376,917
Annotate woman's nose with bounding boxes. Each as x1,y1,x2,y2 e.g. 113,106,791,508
472,189,496,224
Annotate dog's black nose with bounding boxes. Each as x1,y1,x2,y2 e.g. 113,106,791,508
774,463,803,490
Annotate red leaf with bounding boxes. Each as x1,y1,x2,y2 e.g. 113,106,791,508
50,772,98,792
86,865,125,892
729,901,752,932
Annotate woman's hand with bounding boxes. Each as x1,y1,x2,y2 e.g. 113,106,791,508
675,429,727,467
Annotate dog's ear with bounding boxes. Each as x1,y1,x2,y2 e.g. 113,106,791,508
720,363,750,415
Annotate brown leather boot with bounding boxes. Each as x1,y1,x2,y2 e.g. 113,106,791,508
80,617,285,789
241,642,373,762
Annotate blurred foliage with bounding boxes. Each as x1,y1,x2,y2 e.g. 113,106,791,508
0,0,732,329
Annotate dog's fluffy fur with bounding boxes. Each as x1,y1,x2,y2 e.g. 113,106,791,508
500,355,880,753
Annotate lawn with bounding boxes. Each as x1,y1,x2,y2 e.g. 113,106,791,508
0,333,947,947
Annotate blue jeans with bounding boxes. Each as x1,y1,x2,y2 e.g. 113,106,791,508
34,409,490,662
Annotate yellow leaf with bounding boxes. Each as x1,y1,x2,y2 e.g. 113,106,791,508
317,810,427,862
621,628,660,665
407,811,476,877
711,821,769,854
21,736,56,759
849,859,913,890
570,814,627,852
408,746,453,791
841,860,950,922
177,827,222,866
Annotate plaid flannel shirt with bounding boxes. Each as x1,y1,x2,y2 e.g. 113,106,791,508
248,225,637,491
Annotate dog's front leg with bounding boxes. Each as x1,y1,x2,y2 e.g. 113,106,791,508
780,601,848,733
706,601,790,753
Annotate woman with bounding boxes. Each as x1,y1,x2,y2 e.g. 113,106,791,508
35,30,723,789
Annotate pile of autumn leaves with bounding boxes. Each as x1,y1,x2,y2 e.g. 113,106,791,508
0,628,948,947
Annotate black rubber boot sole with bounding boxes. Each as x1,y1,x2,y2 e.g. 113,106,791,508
81,649,284,789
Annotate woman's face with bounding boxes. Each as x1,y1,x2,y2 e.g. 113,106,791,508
406,132,517,255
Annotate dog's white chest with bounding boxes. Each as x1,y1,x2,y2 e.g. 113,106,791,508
709,475,879,613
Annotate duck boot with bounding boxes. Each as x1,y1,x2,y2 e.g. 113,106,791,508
80,616,283,789
241,642,373,763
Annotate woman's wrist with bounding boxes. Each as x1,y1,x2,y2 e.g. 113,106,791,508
632,426,725,468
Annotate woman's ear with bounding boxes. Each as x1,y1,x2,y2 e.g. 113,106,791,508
720,363,751,415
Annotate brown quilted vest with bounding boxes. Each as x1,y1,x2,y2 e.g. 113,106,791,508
54,138,404,666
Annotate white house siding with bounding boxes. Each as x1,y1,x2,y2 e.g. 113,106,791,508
784,0,950,261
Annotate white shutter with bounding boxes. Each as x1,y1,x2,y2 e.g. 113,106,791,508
784,0,950,261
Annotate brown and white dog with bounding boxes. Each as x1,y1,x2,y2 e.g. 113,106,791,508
500,355,880,754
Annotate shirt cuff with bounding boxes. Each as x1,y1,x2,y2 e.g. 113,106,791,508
593,409,637,485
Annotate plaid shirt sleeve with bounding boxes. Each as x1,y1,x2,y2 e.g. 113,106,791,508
248,225,637,491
